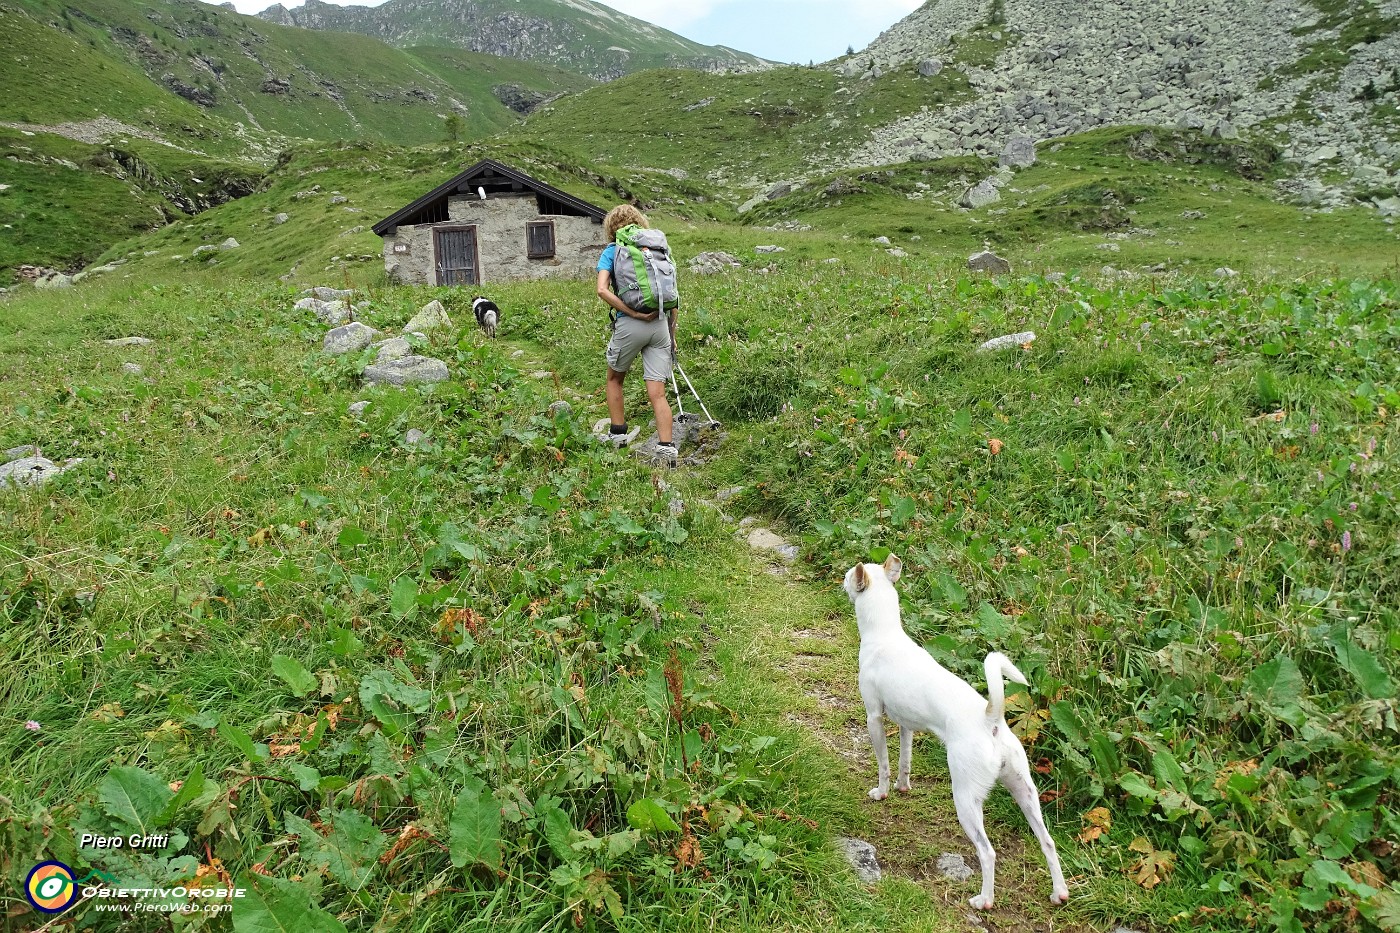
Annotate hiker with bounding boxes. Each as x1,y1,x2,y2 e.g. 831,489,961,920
596,204,679,465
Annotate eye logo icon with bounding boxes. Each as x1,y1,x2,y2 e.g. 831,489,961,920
26,861,78,914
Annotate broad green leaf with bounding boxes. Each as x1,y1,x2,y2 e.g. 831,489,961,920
449,786,502,870
626,798,679,834
289,763,322,793
270,655,317,698
285,810,386,890
158,763,205,827
1049,701,1086,745
390,576,418,618
1328,631,1395,700
890,495,916,526
1118,771,1157,801
358,669,431,736
336,525,367,548
1248,655,1307,726
541,807,573,860
1151,749,1188,792
219,717,270,763
606,829,639,860
99,766,174,835
233,872,347,933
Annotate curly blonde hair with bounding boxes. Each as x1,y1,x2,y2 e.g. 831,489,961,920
604,204,648,242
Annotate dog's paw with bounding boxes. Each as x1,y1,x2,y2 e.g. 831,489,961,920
867,787,888,801
969,895,994,911
1049,889,1069,906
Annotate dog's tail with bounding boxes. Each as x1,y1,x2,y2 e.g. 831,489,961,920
984,652,1029,722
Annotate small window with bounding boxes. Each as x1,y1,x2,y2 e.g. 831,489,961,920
526,221,556,259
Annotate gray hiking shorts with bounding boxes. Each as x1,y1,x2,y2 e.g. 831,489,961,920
606,313,672,382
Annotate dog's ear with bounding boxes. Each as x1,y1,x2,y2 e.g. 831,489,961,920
852,563,870,593
883,554,902,582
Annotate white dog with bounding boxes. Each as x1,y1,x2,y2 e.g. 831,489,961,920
844,555,1069,909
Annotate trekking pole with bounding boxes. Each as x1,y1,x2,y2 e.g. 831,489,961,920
675,363,716,425
670,364,688,420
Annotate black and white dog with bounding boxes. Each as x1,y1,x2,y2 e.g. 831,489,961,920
471,296,500,338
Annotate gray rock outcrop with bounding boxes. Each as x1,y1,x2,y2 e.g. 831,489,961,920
363,356,450,386
689,251,742,274
836,837,882,884
0,455,82,488
968,250,1012,273
960,180,1001,208
323,322,380,354
403,300,451,335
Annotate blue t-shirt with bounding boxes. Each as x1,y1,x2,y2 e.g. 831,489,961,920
597,243,616,272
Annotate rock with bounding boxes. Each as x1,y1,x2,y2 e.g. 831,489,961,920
221,237,240,250
715,486,744,501
754,245,786,253
765,182,792,200
917,58,943,76
886,248,908,257
330,195,348,204
547,400,573,418
0,456,81,489
323,322,380,354
683,97,715,111
967,250,1012,274
403,299,452,334
4,445,39,462
373,337,413,363
1215,266,1240,278
103,336,152,347
689,251,742,274
976,331,1036,353
1304,146,1339,165
404,428,430,449
310,286,355,301
120,362,144,375
34,273,73,289
530,370,552,380
1182,209,1207,220
1111,927,1147,933
363,355,450,386
593,418,642,447
272,212,289,225
937,852,975,882
873,236,891,245
296,297,353,325
836,837,882,884
747,527,798,562
960,180,1002,208
999,135,1037,169
348,401,370,417
1374,197,1400,217
192,245,219,256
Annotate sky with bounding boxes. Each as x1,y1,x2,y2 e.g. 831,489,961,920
224,0,925,64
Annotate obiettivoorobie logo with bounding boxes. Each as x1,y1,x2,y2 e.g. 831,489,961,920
25,861,79,914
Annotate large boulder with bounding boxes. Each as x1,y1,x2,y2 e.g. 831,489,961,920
363,355,450,386
323,322,380,355
689,251,742,274
295,297,353,325
403,300,451,335
0,455,81,488
372,337,413,363
999,135,1037,169
968,250,1012,274
960,180,1001,208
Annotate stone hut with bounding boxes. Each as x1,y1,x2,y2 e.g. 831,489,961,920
372,159,607,285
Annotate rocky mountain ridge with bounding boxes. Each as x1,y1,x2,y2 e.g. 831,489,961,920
837,0,1400,207
256,0,771,81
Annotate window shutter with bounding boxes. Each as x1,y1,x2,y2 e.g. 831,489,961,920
527,221,555,259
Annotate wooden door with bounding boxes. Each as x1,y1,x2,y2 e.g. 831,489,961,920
435,226,479,285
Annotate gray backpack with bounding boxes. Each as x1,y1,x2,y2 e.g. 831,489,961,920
612,224,679,314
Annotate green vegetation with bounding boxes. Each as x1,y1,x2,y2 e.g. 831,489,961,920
4,0,592,150
518,64,978,191
0,128,259,275
2,250,1397,932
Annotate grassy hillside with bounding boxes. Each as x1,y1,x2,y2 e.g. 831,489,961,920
0,127,261,275
515,62,980,192
5,0,593,147
256,0,770,80
1,250,1396,932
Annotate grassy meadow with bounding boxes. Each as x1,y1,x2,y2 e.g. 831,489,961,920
1,239,1397,933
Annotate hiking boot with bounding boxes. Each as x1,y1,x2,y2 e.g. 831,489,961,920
654,442,678,467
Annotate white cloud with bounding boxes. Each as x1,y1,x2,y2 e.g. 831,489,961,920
592,0,923,36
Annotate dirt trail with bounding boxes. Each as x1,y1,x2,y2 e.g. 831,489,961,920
506,336,1105,933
